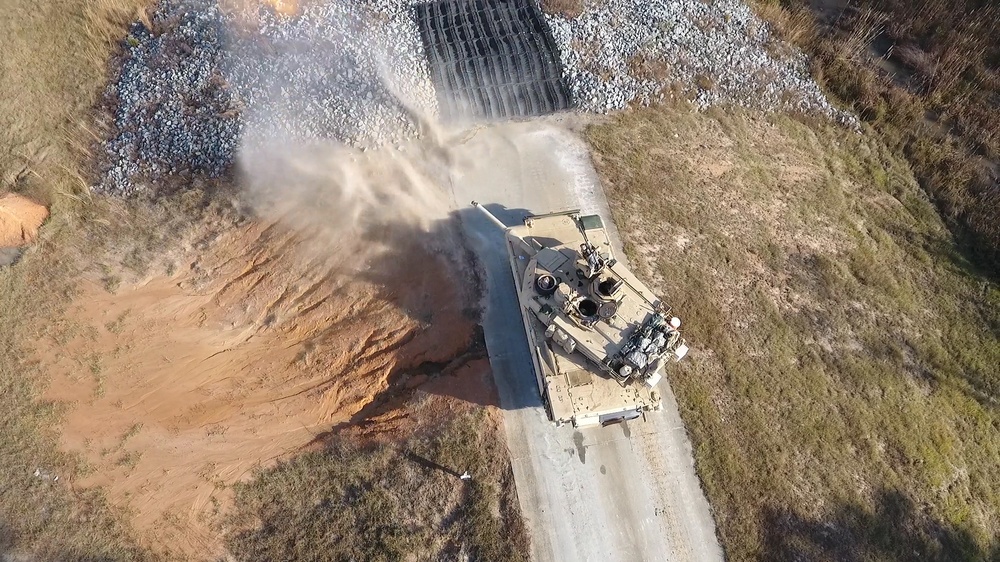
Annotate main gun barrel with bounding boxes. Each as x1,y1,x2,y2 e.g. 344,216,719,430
471,201,510,231
471,201,541,254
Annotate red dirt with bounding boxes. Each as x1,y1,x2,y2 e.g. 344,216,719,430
38,218,482,559
0,192,48,247
423,357,498,406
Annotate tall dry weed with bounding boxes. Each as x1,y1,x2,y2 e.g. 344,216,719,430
753,2,817,47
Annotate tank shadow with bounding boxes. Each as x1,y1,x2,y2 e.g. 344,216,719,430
760,487,1000,561
296,202,561,440
453,203,549,413
329,209,510,419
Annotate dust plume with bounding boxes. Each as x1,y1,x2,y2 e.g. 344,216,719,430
221,0,300,22
237,138,453,266
229,2,460,268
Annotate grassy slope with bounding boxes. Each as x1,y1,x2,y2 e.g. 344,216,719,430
0,0,148,205
0,0,162,559
226,407,529,562
753,0,1000,276
588,106,1000,561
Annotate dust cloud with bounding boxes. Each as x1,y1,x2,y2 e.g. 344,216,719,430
230,15,464,268
228,5,603,289
237,138,454,265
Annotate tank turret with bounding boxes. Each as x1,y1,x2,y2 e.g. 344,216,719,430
475,200,689,427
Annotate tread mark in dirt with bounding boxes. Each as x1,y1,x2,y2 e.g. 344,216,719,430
637,432,696,560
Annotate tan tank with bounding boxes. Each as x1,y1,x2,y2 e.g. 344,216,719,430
472,202,688,427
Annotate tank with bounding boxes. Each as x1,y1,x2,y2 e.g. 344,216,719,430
472,202,689,427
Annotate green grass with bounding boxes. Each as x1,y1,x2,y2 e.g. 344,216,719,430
588,105,1000,561
226,407,529,562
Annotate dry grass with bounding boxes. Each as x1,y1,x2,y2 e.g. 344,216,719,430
694,73,717,91
0,0,151,206
587,105,1000,561
628,52,673,82
0,4,528,561
837,8,884,64
753,1,816,46
751,0,1000,277
0,1,207,559
226,407,529,562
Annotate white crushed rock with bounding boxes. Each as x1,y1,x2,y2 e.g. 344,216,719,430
97,0,854,196
543,0,855,122
99,0,437,195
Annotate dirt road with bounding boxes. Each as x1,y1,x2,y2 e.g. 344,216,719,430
447,120,725,562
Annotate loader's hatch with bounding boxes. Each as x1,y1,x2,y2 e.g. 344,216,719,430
580,215,604,230
537,247,570,272
566,369,593,388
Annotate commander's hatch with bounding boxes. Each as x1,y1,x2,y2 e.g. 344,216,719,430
579,214,614,259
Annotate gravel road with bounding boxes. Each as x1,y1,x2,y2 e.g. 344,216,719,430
447,119,724,562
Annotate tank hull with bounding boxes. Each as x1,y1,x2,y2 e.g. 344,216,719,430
499,210,669,427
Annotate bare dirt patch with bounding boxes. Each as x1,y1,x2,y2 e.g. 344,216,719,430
0,193,48,247
38,216,478,559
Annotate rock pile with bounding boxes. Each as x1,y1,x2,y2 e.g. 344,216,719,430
99,0,436,196
102,6,237,194
97,0,853,195
544,0,854,122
